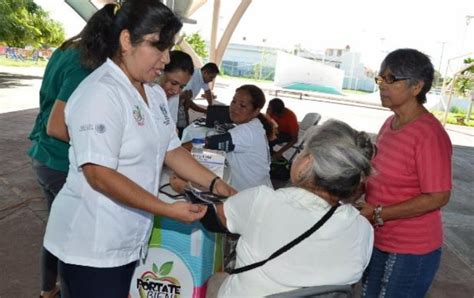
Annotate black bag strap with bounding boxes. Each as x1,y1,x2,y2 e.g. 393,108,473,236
230,204,339,275
158,183,185,199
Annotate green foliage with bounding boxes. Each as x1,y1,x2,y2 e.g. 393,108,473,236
184,32,208,58
453,57,474,97
432,110,474,127
455,77,474,97
0,0,65,47
463,57,474,68
450,106,463,114
253,63,262,80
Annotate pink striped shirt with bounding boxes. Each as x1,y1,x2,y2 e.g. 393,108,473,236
366,113,452,254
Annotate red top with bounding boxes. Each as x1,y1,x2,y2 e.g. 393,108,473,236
268,109,299,137
366,113,452,254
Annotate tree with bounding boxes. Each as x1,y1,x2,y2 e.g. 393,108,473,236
0,0,65,48
183,32,208,59
450,57,474,123
454,58,474,97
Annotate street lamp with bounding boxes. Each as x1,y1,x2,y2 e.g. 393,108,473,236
461,15,474,53
437,41,447,87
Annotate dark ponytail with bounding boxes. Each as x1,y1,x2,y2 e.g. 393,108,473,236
78,4,118,70
59,1,182,70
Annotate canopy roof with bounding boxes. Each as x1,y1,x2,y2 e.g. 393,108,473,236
64,0,206,22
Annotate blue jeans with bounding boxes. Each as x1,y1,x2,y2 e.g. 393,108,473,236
361,247,442,298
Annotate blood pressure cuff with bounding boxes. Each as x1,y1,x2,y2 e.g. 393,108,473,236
206,132,235,152
200,204,230,234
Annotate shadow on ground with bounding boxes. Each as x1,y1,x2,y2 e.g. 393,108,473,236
0,72,43,89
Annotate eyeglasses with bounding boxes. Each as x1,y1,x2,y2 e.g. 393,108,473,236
374,74,411,85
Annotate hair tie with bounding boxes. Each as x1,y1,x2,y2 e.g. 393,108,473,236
113,2,121,16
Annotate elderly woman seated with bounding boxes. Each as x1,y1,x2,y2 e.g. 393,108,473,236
202,119,375,297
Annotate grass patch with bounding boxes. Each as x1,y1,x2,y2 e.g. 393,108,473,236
285,82,343,96
0,56,47,67
342,89,372,95
432,110,474,127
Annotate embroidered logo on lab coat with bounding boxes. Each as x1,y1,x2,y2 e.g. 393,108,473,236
133,105,145,126
159,103,170,126
95,123,106,134
79,124,94,132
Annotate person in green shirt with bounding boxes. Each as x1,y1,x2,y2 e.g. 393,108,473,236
28,13,97,298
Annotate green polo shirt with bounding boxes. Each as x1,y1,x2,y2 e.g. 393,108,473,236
28,47,91,172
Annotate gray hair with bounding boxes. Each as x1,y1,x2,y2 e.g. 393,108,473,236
300,119,373,201
380,48,434,104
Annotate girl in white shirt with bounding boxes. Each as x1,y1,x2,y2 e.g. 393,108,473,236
205,85,273,191
158,50,194,125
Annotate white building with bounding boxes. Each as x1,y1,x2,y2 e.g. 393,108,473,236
220,43,279,80
220,43,376,92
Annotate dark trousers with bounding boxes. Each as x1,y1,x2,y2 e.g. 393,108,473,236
269,132,292,153
59,261,136,298
32,159,67,292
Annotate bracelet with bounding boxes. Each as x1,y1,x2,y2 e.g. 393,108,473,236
373,205,384,227
209,176,220,193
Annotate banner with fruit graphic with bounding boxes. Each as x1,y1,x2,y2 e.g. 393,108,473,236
130,217,223,298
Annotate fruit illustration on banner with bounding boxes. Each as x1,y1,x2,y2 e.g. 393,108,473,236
137,261,181,298
131,247,195,298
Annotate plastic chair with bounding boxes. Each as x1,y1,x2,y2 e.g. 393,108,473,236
299,112,322,132
267,284,353,298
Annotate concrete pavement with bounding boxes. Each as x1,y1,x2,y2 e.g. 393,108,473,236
0,66,473,297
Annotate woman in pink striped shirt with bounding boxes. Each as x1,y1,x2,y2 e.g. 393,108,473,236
360,48,452,297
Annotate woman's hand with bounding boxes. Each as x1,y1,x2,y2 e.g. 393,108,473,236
357,201,376,224
357,192,450,226
167,201,208,224
212,178,237,197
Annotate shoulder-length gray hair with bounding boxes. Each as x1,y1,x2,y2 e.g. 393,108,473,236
300,119,373,202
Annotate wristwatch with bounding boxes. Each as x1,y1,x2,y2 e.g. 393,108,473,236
373,205,384,227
